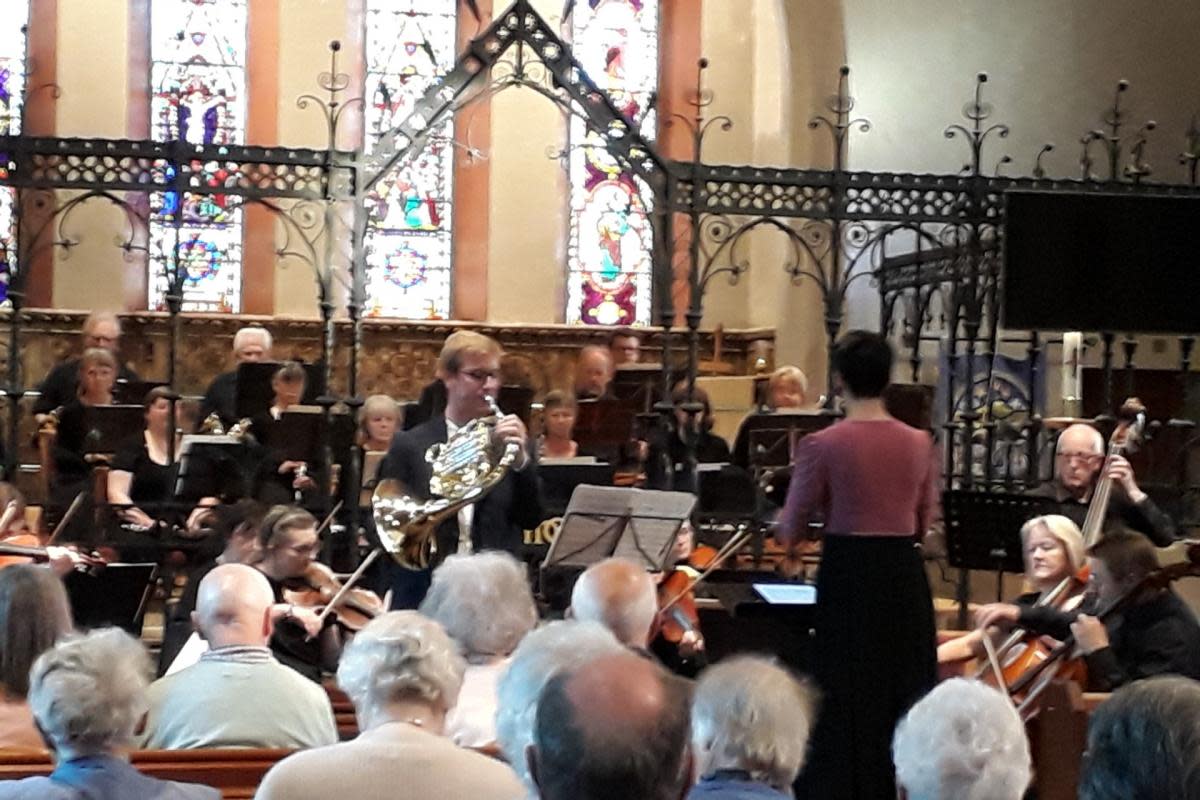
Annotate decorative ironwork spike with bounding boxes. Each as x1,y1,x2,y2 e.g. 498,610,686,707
563,0,577,22
464,0,482,23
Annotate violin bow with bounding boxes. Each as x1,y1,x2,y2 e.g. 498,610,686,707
659,523,754,612
45,491,86,546
0,501,20,536
315,501,344,538
310,547,384,631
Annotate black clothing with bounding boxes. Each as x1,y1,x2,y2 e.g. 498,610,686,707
34,358,139,415
199,370,239,428
406,379,446,430
1027,482,1177,546
1018,589,1200,691
265,573,326,682
111,434,178,506
51,400,93,491
249,411,323,507
646,429,731,492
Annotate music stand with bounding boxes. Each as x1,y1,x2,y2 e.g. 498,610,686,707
573,396,639,463
610,363,668,411
64,563,158,634
543,485,696,572
173,434,251,501
943,490,1060,600
497,385,535,427
235,361,326,419
113,379,168,405
539,461,617,517
83,405,145,454
263,408,323,463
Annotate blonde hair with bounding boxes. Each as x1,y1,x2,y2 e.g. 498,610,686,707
358,394,401,441
768,366,809,403
437,331,503,377
79,347,117,373
1020,514,1086,575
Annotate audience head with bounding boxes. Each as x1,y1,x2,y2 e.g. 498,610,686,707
830,330,893,399
496,620,623,790
0,565,73,698
419,551,538,661
691,655,815,788
609,329,641,365
1079,675,1200,800
437,331,503,423
671,382,715,434
767,366,809,410
1087,528,1159,605
358,394,401,448
270,361,307,408
575,345,614,399
232,326,272,364
77,347,117,400
1019,514,1085,591
192,563,276,650
257,505,319,580
530,652,691,800
336,611,465,733
541,390,578,441
570,557,657,648
1054,423,1105,495
28,628,152,760
892,678,1031,800
81,311,121,353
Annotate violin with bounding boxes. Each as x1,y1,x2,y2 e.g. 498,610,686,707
655,543,717,648
0,539,110,572
284,561,384,633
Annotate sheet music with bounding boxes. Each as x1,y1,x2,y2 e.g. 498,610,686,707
544,486,695,570
753,583,818,605
165,632,209,675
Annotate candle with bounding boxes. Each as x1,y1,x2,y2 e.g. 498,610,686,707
1062,331,1082,402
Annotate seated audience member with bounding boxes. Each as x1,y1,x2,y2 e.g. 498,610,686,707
34,311,138,416
496,620,624,793
251,362,319,506
255,611,525,800
574,345,615,401
529,651,691,800
0,628,219,799
977,528,1200,690
419,551,538,748
688,656,815,800
609,328,642,366
1079,675,1200,800
766,366,809,410
200,325,272,428
141,564,338,750
891,678,1032,800
647,383,731,491
539,390,579,459
358,394,401,452
570,557,657,652
0,566,74,752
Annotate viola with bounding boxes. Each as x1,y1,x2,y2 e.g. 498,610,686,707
284,561,384,633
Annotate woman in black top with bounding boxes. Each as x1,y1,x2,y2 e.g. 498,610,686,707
251,362,319,506
50,347,117,508
646,383,731,492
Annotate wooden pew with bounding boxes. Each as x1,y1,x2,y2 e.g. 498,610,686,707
0,748,293,800
1025,680,1111,800
324,685,359,741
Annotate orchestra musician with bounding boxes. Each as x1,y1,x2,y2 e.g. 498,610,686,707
608,328,642,366
731,365,812,471
0,484,76,576
358,394,401,453
33,311,139,416
1029,422,1176,546
574,344,615,401
377,331,542,609
976,529,1200,691
251,362,319,506
48,347,117,511
775,330,938,800
937,514,1085,665
199,325,272,428
645,383,731,492
538,390,579,460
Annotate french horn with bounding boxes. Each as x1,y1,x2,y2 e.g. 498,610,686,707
373,395,520,570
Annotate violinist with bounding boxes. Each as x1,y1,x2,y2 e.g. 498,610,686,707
0,483,78,576
937,515,1085,665
976,529,1200,691
252,362,319,506
253,505,341,681
1030,423,1176,546
649,520,708,677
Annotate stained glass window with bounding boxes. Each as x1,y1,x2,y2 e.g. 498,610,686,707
148,0,247,313
362,0,457,319
566,0,659,326
0,7,31,307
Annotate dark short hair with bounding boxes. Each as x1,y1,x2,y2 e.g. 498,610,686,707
533,664,691,800
831,330,893,398
1088,529,1158,588
142,386,173,410
671,381,715,432
210,499,267,549
272,361,306,385
0,566,73,697
1080,676,1200,800
258,505,318,548
608,329,640,347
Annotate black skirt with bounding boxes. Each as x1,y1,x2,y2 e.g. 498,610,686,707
797,534,937,800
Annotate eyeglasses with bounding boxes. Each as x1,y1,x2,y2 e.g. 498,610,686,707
459,368,498,383
1057,451,1102,464
278,542,320,557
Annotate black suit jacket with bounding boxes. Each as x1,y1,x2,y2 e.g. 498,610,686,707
199,370,239,427
377,416,543,559
35,358,140,415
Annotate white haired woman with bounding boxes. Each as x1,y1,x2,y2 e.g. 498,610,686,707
419,551,539,748
255,611,524,800
939,514,1086,666
892,678,1032,800
5,627,218,799
688,655,815,799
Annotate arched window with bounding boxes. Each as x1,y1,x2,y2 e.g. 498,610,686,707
362,0,457,319
148,0,248,313
565,0,659,326
0,5,32,306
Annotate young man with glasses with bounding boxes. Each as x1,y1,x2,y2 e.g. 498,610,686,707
1028,423,1176,546
377,331,542,608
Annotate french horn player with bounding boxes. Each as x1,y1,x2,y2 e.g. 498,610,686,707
373,332,542,610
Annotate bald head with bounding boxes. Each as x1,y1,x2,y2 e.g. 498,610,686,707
192,564,276,649
570,558,657,647
575,346,614,399
1055,423,1105,496
531,652,690,800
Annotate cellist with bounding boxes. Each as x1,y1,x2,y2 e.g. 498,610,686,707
937,515,1085,666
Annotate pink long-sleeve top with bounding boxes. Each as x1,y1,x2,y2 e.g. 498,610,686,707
777,418,940,540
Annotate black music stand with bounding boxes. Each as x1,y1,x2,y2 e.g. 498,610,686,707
610,363,668,411
264,409,324,464
235,361,326,419
64,563,158,634
173,435,251,501
497,385,535,427
574,396,639,464
539,461,617,517
83,405,145,454
943,490,1060,600
113,379,168,405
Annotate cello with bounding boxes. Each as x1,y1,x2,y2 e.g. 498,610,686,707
977,398,1146,701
